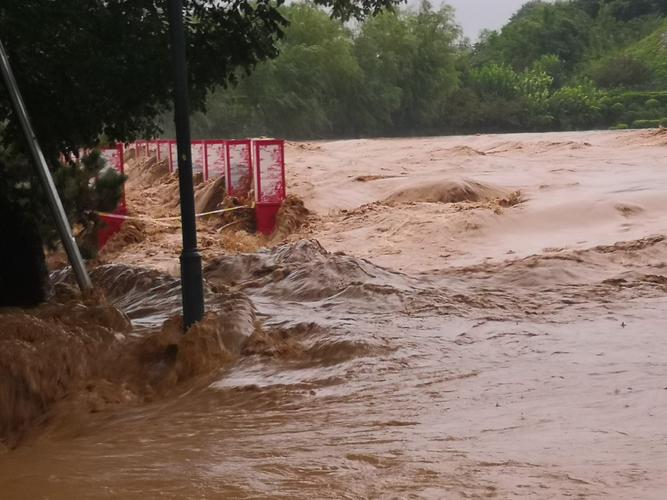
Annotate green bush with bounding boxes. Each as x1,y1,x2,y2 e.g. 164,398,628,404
645,98,660,108
531,54,564,87
610,123,629,129
622,110,642,123
591,55,653,89
469,64,520,98
611,102,625,115
631,119,663,128
548,85,602,129
628,102,643,112
611,90,667,108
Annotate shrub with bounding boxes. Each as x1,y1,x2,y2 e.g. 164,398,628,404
469,64,520,99
611,90,667,108
645,98,660,108
531,54,564,87
622,110,642,123
591,55,653,89
631,119,662,128
611,102,625,115
548,85,602,129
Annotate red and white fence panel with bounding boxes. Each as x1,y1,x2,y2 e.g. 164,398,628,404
191,140,206,176
253,139,286,235
168,140,177,173
157,140,170,162
136,140,149,158
131,137,288,235
225,140,253,199
204,140,226,181
254,140,286,204
100,143,125,177
147,141,159,157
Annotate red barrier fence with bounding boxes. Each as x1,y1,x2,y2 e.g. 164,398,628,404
225,140,253,199
168,140,177,173
136,140,148,157
157,140,170,162
253,140,286,235
101,143,125,176
131,137,287,234
254,140,286,204
147,141,159,157
204,140,226,181
191,140,206,176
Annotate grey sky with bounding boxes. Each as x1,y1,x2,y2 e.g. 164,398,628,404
443,0,531,40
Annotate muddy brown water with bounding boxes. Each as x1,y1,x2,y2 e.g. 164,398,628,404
1,238,667,498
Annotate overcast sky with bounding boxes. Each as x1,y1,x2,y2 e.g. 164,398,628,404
443,0,530,39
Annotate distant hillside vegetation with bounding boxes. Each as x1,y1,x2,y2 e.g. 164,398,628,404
175,0,667,139
625,18,667,87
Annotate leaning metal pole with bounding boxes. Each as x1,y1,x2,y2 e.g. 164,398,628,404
0,39,92,292
167,0,205,329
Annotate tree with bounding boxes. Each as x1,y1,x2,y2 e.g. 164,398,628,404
133,1,667,144
188,1,461,138
0,145,48,306
354,1,460,134
574,0,603,17
354,8,416,133
0,1,292,155
473,1,592,71
464,63,553,132
603,0,667,21
192,4,365,138
547,84,602,129
404,2,461,130
591,55,654,88
0,0,400,306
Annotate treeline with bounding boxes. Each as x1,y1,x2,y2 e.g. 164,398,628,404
181,0,667,139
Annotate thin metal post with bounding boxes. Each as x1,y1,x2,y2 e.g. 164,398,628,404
0,39,92,292
167,0,205,329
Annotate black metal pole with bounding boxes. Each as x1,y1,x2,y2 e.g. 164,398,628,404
167,0,205,330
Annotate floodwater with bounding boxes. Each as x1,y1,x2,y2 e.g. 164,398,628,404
2,130,667,498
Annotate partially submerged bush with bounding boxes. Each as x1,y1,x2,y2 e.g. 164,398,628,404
632,118,666,128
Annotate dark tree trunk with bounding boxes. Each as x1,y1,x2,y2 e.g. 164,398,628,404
0,204,48,308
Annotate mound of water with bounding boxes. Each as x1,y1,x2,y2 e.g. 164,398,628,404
205,239,415,306
270,195,310,241
0,294,128,447
532,140,592,152
195,176,227,214
52,265,188,328
126,157,170,189
384,179,507,205
431,146,486,159
3,252,413,447
99,219,146,256
485,140,591,155
635,127,667,146
442,236,667,300
0,264,263,447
